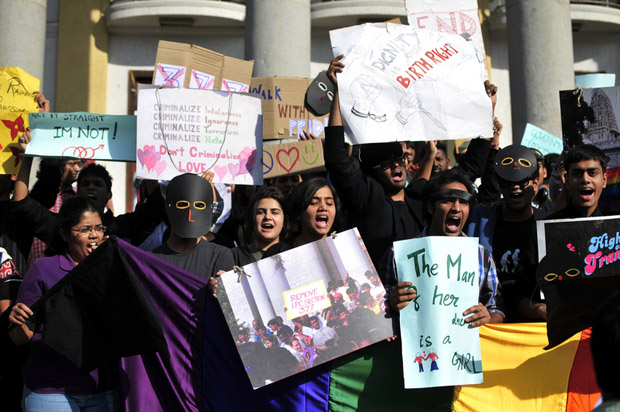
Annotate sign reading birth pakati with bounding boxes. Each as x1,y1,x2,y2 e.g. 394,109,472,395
136,86,262,184
394,236,482,389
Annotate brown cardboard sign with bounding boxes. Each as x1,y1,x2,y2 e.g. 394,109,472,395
262,139,324,178
153,40,253,92
250,77,329,140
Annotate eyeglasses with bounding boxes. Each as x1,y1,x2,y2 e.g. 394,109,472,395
372,156,406,171
71,225,106,234
497,177,532,189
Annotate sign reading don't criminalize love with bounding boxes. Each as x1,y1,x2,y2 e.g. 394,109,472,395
26,112,137,161
137,86,263,184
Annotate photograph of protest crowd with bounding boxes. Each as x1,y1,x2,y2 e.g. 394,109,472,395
218,228,393,388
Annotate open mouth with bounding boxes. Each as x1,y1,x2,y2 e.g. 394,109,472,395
392,168,404,182
508,191,523,200
446,216,462,233
261,222,274,231
85,193,97,201
579,188,594,201
316,215,330,228
86,242,98,254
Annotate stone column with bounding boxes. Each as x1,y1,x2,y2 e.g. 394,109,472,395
0,0,47,81
505,0,574,142
245,0,311,77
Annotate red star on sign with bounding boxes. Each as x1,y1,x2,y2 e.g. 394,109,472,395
2,115,25,140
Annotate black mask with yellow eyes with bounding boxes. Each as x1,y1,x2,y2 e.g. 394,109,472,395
494,144,538,183
165,173,214,238
536,248,584,285
305,71,335,116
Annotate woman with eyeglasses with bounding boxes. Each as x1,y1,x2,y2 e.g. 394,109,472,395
8,197,119,411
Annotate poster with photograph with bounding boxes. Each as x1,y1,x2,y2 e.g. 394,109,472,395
394,236,482,388
536,216,620,349
329,22,492,145
560,86,620,214
217,228,393,388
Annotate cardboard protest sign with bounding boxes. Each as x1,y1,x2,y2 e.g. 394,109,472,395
217,228,392,388
153,40,253,92
575,73,616,89
329,23,492,145
0,67,40,174
262,139,324,178
394,236,482,388
520,123,563,156
250,77,329,140
536,216,620,349
26,112,137,161
560,86,620,213
406,0,488,78
136,86,262,184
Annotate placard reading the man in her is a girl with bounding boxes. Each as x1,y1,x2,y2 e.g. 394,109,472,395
394,236,482,388
136,85,263,184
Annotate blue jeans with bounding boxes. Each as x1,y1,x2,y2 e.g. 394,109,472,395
23,386,119,412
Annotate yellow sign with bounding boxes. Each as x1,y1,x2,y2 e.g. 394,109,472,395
0,67,40,174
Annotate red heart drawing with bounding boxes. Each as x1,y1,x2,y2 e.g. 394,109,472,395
276,147,300,173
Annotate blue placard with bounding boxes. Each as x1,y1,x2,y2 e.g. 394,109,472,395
26,112,137,161
521,123,563,156
394,236,483,389
575,73,616,89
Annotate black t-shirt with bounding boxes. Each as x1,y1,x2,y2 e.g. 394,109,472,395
491,212,539,322
153,239,234,279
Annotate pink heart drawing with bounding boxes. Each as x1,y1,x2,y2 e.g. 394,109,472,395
154,160,167,177
144,155,157,172
137,149,146,167
228,162,241,178
215,165,228,181
238,147,257,176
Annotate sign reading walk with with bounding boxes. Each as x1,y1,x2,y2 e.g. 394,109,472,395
394,236,482,388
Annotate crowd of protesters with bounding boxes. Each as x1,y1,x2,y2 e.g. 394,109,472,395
0,53,616,411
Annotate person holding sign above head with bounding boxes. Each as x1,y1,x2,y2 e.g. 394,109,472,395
466,145,545,322
389,168,504,327
547,144,609,219
323,55,497,283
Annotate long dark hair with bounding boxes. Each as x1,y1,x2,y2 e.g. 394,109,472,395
289,177,341,233
243,186,290,245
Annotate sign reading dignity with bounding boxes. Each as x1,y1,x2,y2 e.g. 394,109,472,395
329,23,492,145
394,236,482,389
26,112,137,161
136,86,262,184
406,0,488,79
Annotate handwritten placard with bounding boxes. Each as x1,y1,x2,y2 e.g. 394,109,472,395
394,236,482,389
0,67,40,173
0,66,40,114
406,0,488,78
263,139,325,178
282,279,331,320
26,112,137,161
520,123,563,156
250,77,329,140
330,23,492,144
136,86,262,184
